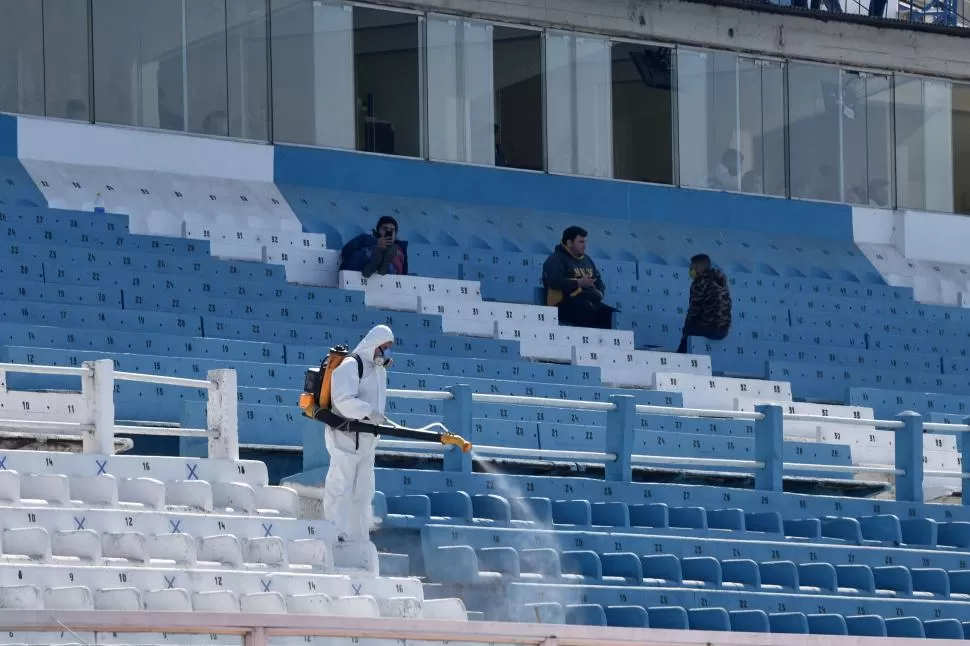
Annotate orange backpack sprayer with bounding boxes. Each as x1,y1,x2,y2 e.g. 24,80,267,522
299,346,472,453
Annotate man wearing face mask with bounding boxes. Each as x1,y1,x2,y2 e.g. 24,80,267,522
678,254,732,353
323,325,394,543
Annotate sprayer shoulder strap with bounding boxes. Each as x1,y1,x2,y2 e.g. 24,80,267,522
351,354,363,380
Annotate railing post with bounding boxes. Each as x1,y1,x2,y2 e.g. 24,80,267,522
81,360,115,455
895,411,924,503
443,385,473,473
605,395,635,482
962,417,970,506
754,404,783,493
207,369,239,461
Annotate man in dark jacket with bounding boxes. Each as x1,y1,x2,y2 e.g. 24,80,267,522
542,226,614,330
678,254,731,353
339,216,409,278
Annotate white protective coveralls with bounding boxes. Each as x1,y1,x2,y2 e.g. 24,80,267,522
323,324,393,542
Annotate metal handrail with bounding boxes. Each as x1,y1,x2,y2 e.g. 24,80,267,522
389,385,927,433
114,370,216,389
474,393,616,411
0,362,91,376
387,388,453,400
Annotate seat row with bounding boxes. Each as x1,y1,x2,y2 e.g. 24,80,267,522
422,523,970,574
0,562,437,618
426,544,961,600
383,495,941,545
0,526,329,571
498,600,965,638
373,468,964,526
0,469,296,516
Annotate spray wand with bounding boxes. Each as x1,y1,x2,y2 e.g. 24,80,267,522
306,406,472,453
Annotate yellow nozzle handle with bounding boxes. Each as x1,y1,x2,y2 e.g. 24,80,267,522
440,432,473,453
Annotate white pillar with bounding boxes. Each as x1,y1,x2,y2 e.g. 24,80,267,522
207,369,239,460
81,360,116,455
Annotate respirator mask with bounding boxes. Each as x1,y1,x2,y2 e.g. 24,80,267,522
374,348,393,368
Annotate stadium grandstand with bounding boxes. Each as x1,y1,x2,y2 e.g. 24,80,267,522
4,0,970,644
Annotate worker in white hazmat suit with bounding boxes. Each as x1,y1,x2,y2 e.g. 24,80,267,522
323,324,394,543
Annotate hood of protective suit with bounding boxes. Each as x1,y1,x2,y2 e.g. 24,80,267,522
353,325,394,364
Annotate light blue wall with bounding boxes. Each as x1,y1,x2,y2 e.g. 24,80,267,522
0,115,47,208
274,145,855,241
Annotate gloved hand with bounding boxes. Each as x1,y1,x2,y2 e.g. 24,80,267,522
365,413,387,426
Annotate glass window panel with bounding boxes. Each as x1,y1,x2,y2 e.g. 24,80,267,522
737,59,764,194
895,76,954,212
739,58,787,197
788,62,841,202
0,0,44,116
611,43,673,184
894,75,925,210
575,36,612,178
426,16,462,162
760,61,787,197
226,0,269,141
675,50,709,187
677,49,739,191
924,79,953,213
953,83,970,215
43,0,91,121
494,26,543,171
93,0,184,131
544,31,574,175
427,15,494,164
270,0,354,148
865,74,892,207
185,1,229,137
354,8,422,158
544,31,611,177
841,71,869,205
464,20,495,166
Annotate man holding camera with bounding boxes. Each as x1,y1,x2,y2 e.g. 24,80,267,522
339,216,409,278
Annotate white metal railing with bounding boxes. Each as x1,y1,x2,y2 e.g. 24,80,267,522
0,609,928,646
0,359,238,459
375,385,970,502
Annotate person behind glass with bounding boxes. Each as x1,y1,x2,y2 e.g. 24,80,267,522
711,149,742,191
542,226,614,330
677,254,732,353
339,216,409,278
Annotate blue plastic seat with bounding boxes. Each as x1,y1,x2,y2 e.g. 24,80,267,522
647,606,689,630
923,618,965,639
681,557,721,586
807,613,848,635
769,612,810,634
759,560,799,591
845,615,887,637
688,607,730,631
873,565,913,595
729,609,769,633
640,554,682,585
601,553,642,583
721,559,760,588
605,605,649,628
564,604,607,626
885,616,926,638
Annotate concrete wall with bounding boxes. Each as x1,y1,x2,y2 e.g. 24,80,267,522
375,0,970,81
276,144,856,240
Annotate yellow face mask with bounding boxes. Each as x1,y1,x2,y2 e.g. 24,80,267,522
689,267,696,280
